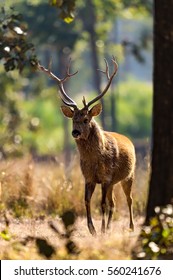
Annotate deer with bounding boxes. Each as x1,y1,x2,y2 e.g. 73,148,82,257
38,57,136,236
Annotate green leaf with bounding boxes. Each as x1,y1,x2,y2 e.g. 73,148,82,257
64,16,74,23
0,229,11,241
50,0,63,7
162,228,170,239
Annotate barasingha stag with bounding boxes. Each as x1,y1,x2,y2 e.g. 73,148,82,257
38,57,136,235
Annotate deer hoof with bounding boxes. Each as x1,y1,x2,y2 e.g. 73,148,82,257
130,223,134,232
88,223,97,236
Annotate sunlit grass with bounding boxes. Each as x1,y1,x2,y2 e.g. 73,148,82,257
0,153,149,259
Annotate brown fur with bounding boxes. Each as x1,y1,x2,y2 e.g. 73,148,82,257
61,103,136,235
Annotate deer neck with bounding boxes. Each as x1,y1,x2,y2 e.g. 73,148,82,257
75,120,105,158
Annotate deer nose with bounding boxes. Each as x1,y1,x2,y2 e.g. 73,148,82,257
72,129,81,138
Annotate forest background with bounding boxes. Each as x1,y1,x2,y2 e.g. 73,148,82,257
2,0,171,261
0,0,152,162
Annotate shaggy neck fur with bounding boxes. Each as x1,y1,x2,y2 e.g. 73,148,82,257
75,120,105,158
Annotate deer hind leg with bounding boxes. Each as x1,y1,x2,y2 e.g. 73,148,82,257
106,185,115,230
85,182,96,236
101,183,114,233
121,176,134,231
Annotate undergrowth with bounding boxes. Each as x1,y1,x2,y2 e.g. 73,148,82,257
0,154,149,218
133,204,173,260
0,155,149,260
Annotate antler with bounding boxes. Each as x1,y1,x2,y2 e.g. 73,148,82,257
37,59,78,109
86,56,118,108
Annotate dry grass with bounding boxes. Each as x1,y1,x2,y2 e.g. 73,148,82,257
0,153,149,259
0,155,84,217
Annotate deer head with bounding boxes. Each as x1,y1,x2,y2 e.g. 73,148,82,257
37,57,118,140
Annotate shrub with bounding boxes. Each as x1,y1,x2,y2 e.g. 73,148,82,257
133,204,173,260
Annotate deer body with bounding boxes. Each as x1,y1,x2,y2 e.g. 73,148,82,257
61,105,135,235
77,121,135,185
38,57,136,235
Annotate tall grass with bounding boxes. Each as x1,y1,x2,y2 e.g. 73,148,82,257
0,152,149,218
0,154,149,260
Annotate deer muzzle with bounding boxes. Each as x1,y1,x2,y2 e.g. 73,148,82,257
72,129,81,139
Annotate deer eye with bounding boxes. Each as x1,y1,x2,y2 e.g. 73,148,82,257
84,118,88,124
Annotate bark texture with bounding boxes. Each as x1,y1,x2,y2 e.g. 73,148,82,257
146,0,173,221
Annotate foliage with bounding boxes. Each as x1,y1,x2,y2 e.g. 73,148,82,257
133,204,173,260
0,1,78,73
77,0,152,59
122,0,153,14
20,3,79,47
0,213,12,241
49,0,76,23
117,79,152,139
0,69,24,158
0,78,64,157
21,90,64,155
0,0,153,73
0,7,37,72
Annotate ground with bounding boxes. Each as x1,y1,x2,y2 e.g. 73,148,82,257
0,214,144,260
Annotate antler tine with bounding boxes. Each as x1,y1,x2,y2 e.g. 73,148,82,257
82,96,87,107
48,56,52,72
87,56,118,108
37,60,78,109
97,58,110,80
61,58,79,83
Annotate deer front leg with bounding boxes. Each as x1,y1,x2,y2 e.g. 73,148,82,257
101,183,109,233
106,185,115,230
85,182,96,236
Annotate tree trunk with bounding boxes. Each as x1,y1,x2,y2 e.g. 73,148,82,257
83,0,106,129
146,0,173,222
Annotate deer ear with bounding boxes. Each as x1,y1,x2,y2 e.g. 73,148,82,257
89,103,102,117
61,106,74,118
